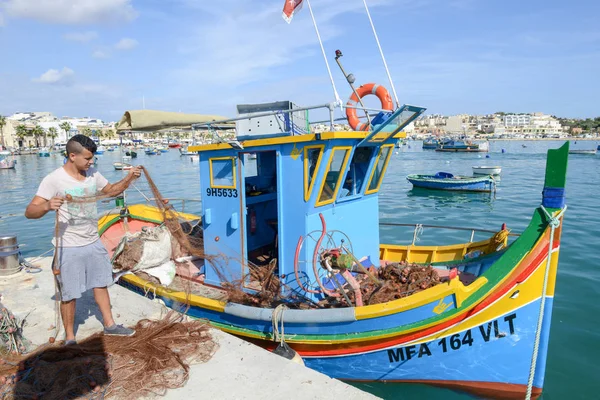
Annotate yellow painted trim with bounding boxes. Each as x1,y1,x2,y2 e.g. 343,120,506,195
303,145,325,202
189,131,405,152
98,204,198,230
121,274,227,312
315,146,352,207
354,276,488,320
365,144,394,195
209,156,237,189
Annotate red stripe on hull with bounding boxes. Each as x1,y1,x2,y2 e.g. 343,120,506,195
347,379,542,400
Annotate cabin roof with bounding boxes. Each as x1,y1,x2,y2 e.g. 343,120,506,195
188,130,407,152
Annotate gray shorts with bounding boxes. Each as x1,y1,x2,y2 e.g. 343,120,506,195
55,239,114,301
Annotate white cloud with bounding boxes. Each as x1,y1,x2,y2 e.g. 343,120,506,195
32,67,75,84
1,0,137,24
114,38,138,50
63,31,98,42
92,50,110,59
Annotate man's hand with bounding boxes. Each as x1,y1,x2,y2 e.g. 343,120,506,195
128,166,142,179
47,196,64,211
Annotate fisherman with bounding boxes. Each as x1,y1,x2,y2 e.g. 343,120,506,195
25,134,141,344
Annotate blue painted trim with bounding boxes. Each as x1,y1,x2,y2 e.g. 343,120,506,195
542,187,565,209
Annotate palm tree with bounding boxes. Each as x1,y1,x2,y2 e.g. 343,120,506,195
0,116,6,149
59,122,72,139
48,127,58,147
31,125,44,148
81,127,92,137
15,124,28,148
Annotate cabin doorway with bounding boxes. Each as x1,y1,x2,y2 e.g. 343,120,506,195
241,150,279,279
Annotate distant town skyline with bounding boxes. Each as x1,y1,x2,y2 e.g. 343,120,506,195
1,0,599,121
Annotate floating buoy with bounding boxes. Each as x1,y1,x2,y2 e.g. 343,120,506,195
486,154,491,158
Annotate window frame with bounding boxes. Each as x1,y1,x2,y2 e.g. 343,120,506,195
303,145,325,202
209,156,237,189
315,146,352,207
364,144,394,195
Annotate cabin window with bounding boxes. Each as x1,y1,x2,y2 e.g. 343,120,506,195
209,156,236,189
339,147,374,198
365,144,393,194
316,146,352,206
303,145,324,202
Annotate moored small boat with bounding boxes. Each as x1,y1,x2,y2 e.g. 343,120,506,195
38,148,50,157
568,149,596,155
407,172,496,192
179,147,195,156
0,155,16,169
96,146,106,155
472,166,502,175
113,162,132,170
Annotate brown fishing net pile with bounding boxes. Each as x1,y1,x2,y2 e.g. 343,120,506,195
357,262,442,305
0,314,217,399
223,260,287,308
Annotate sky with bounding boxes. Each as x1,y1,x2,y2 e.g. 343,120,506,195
0,0,598,122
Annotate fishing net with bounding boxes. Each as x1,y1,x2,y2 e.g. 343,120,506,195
0,312,217,399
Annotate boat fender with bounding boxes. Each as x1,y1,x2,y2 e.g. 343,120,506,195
449,268,458,280
273,341,305,366
345,83,393,131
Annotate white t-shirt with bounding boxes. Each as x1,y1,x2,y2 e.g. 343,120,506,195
36,166,109,247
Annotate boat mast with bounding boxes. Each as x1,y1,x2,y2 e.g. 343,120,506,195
305,0,341,107
361,0,400,108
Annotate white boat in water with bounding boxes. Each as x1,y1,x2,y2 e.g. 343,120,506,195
472,166,502,175
568,149,597,155
0,155,16,169
113,162,133,170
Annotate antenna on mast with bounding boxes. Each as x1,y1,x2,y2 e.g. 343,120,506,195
361,0,400,108
334,50,371,127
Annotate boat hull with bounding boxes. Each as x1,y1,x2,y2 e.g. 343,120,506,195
407,175,495,192
99,198,563,400
473,166,502,175
568,150,596,155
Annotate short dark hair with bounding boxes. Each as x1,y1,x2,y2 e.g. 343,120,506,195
66,134,97,155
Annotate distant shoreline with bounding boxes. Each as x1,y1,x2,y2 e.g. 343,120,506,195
485,137,599,141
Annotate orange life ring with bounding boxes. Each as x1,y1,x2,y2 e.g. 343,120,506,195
345,83,394,131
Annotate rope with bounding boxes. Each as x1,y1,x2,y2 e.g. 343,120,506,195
272,304,288,344
525,204,567,400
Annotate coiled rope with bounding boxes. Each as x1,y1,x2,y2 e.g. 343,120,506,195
525,204,567,400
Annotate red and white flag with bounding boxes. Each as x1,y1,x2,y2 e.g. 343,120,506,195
282,0,304,24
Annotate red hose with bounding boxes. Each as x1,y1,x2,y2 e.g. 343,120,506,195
294,235,321,294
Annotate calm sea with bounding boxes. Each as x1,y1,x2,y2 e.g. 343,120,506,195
1,140,599,399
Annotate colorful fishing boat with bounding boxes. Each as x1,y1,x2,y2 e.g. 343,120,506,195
407,172,496,192
422,139,437,149
436,140,488,153
101,98,569,399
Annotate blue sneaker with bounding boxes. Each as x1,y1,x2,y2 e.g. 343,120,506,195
104,324,135,336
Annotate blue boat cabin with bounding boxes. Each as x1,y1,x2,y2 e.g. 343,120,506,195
190,103,425,300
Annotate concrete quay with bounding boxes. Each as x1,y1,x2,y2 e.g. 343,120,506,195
0,257,378,400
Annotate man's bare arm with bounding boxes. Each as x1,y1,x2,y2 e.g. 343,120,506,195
25,196,64,219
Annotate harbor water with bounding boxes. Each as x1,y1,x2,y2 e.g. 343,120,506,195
1,140,598,399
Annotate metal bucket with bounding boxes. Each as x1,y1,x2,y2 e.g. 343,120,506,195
0,234,21,275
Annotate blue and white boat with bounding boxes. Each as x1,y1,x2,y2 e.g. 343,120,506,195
407,172,495,192
38,148,50,157
96,145,106,154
